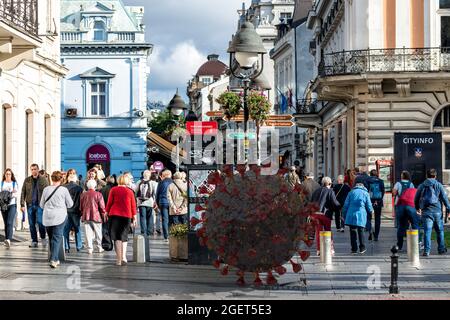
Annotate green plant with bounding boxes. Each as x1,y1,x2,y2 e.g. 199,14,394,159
148,110,186,141
216,91,242,119
169,223,189,238
247,91,271,126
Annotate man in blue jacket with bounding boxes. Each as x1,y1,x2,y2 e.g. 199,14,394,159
155,170,173,242
414,168,450,256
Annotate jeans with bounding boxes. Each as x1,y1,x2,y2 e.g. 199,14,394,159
46,218,66,262
169,214,187,226
159,205,169,240
349,226,365,252
311,213,333,251
396,205,419,250
333,209,344,229
422,212,446,254
139,206,154,236
63,213,82,251
366,204,382,239
27,205,46,243
1,204,17,240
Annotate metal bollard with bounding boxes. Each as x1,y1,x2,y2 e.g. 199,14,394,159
407,230,420,267
320,231,332,265
389,245,399,294
133,235,146,263
48,236,65,262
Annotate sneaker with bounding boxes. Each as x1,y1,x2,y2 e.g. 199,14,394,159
422,252,430,257
121,260,128,266
87,249,93,254
359,248,367,254
316,250,320,256
49,261,58,268
41,239,48,248
340,228,345,233
164,239,169,243
419,242,424,250
97,248,105,253
4,240,10,249
29,242,38,248
438,248,447,255
156,230,162,235
351,251,358,255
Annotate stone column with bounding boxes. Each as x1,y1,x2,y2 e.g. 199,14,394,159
410,0,424,48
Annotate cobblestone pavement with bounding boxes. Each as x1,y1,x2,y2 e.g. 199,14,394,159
0,218,449,300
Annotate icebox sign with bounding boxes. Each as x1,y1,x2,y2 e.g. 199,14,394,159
394,133,442,187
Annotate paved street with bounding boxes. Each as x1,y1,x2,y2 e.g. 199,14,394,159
0,217,449,300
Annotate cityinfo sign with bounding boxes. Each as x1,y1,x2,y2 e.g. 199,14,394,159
86,144,110,163
394,132,442,187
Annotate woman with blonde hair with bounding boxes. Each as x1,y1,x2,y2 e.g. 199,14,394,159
105,174,137,266
40,171,74,268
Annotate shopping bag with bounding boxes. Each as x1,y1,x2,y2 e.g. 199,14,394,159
102,221,113,251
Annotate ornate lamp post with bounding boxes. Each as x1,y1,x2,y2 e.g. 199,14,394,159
168,90,188,172
228,18,267,163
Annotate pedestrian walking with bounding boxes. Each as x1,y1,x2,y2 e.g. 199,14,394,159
286,166,301,190
136,170,157,236
332,175,351,232
303,172,321,202
155,170,173,242
105,174,137,266
393,171,419,251
344,169,355,187
366,169,385,241
94,164,106,181
414,168,450,256
311,177,341,255
83,168,106,191
343,183,374,254
150,172,161,235
20,164,49,248
40,171,74,268
0,169,19,248
168,172,188,226
353,167,370,188
63,169,83,253
80,180,106,254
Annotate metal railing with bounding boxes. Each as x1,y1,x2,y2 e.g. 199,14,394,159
0,0,38,37
319,47,450,76
296,99,320,114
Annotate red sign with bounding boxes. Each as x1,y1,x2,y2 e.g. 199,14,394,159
86,144,110,163
186,121,218,135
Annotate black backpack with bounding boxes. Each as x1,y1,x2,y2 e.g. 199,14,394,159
0,190,12,213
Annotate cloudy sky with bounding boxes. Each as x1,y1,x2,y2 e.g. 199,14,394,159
123,0,251,104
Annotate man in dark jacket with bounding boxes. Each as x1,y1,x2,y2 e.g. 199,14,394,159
311,176,341,255
20,164,49,248
366,169,385,241
155,170,173,242
63,175,84,253
353,167,370,189
414,168,450,256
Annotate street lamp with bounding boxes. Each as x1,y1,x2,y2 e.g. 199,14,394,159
168,90,188,172
228,19,266,164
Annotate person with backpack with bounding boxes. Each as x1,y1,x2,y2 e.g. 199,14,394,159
392,171,418,251
0,169,19,249
366,169,385,241
155,170,173,242
168,172,188,226
414,168,450,256
40,171,74,268
136,170,157,237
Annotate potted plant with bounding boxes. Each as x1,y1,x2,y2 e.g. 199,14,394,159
169,223,189,261
216,91,242,120
247,91,271,164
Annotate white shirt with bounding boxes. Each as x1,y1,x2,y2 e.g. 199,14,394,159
1,181,19,205
40,186,73,227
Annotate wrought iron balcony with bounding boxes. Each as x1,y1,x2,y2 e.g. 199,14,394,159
0,0,38,37
318,47,450,77
295,99,319,115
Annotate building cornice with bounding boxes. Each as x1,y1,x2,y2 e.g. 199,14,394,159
61,43,153,56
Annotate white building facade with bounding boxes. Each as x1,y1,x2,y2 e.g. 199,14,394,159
60,0,152,178
0,0,67,186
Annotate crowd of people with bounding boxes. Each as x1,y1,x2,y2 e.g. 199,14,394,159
286,166,449,257
0,164,189,268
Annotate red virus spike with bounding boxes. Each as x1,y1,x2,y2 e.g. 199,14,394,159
236,276,246,286
290,260,302,273
253,273,263,287
299,250,311,261
275,265,287,275
266,271,277,286
190,217,202,228
213,259,221,269
221,265,229,276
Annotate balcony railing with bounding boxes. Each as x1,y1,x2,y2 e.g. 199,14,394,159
319,47,450,77
296,99,320,115
61,32,81,42
0,0,38,37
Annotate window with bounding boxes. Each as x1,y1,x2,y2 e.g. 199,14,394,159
280,12,292,22
441,0,450,9
442,16,450,47
91,82,106,116
93,21,106,41
434,106,450,127
445,143,450,169
201,77,212,85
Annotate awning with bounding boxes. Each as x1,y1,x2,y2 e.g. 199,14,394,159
147,132,186,161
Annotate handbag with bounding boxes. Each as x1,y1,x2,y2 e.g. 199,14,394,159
101,221,113,251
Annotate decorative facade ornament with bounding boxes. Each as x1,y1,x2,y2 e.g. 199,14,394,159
396,78,411,97
368,79,384,98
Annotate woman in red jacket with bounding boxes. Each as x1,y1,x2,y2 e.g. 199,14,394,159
105,174,137,266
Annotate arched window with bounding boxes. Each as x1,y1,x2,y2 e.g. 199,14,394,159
93,21,106,41
434,105,450,128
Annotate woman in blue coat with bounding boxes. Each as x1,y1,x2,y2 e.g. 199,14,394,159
343,183,374,254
